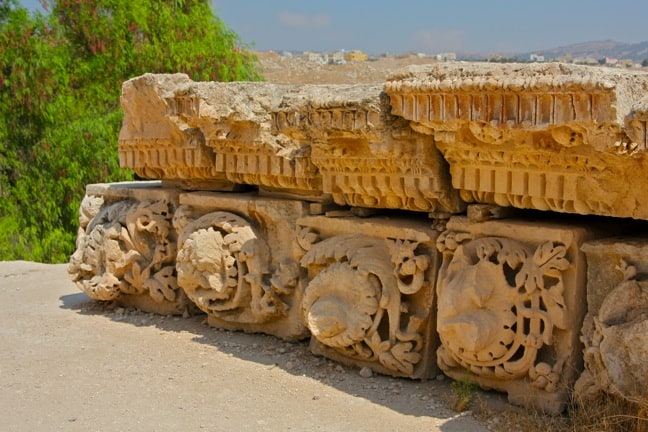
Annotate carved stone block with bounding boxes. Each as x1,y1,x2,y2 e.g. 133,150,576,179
68,182,189,314
297,215,440,379
385,63,648,220
305,93,464,213
118,74,232,190
119,73,464,213
435,216,601,413
174,192,311,340
576,238,648,403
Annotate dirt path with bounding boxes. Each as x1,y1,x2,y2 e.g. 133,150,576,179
0,261,491,432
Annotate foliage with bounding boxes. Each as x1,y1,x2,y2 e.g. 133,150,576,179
0,0,261,263
449,369,478,412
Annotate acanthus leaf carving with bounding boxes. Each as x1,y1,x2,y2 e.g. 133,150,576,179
437,235,571,389
301,233,432,376
69,198,180,305
176,208,292,324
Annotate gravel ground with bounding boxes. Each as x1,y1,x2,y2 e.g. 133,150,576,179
0,261,493,432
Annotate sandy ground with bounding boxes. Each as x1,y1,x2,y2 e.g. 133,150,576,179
257,51,443,84
0,261,493,432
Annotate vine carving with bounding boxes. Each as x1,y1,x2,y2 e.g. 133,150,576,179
175,209,295,323
69,198,179,304
436,232,571,391
300,234,432,376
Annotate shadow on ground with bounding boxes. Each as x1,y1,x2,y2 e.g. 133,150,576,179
59,291,509,427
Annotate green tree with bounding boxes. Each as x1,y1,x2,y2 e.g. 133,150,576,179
0,0,261,262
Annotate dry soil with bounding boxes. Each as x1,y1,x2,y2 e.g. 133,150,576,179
257,51,442,85
0,261,497,432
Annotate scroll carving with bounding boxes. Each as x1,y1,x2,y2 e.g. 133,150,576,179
436,232,571,391
175,208,296,324
69,197,180,305
300,234,433,377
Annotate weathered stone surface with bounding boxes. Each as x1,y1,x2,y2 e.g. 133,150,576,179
435,216,604,413
385,62,648,220
297,215,440,379
68,182,189,314
174,191,311,340
576,238,648,402
119,73,463,213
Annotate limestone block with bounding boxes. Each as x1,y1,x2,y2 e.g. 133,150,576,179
576,238,648,403
385,62,648,220
174,191,311,340
118,74,233,190
435,216,601,413
119,73,463,213
306,92,464,213
297,215,440,379
68,182,190,315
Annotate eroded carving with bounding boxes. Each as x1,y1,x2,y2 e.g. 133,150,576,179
437,233,569,391
577,240,648,405
306,94,463,213
434,216,595,413
69,197,182,309
300,233,435,378
176,208,294,323
576,261,648,401
119,74,463,211
385,62,648,220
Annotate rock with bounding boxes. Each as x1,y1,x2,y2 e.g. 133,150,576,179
359,367,373,378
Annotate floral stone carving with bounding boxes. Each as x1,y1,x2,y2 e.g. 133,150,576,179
385,62,648,220
435,216,595,413
68,183,188,315
576,239,648,404
298,216,440,379
173,192,310,340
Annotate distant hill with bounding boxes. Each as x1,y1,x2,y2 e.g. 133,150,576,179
521,40,648,62
456,40,648,63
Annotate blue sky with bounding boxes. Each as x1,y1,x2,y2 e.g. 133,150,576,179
21,0,648,55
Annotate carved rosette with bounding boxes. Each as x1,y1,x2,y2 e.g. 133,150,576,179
436,232,571,392
175,208,294,324
69,197,180,305
300,233,432,377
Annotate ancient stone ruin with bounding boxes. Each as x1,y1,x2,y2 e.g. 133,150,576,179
69,63,648,414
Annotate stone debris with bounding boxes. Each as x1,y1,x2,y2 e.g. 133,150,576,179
359,367,373,378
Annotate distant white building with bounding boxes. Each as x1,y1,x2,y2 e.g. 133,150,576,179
331,50,346,64
435,52,457,61
303,51,319,62
303,51,328,64
530,53,545,62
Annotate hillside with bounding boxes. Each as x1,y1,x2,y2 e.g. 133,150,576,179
257,51,442,84
520,40,648,62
